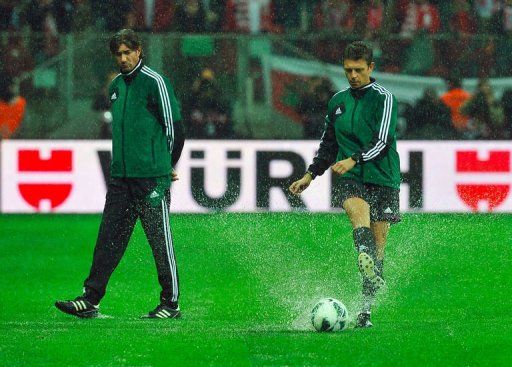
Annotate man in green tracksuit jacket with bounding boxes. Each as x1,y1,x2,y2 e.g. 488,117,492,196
290,41,401,328
56,29,184,319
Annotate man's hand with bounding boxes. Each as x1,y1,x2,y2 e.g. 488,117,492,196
171,170,179,181
289,173,313,195
331,157,356,175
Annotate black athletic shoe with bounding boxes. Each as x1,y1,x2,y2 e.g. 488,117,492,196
55,297,99,318
358,252,386,290
141,304,181,319
355,312,373,328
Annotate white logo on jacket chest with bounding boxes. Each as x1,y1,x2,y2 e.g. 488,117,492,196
110,92,117,101
335,107,343,115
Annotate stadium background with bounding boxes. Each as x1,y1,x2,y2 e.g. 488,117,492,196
1,1,511,366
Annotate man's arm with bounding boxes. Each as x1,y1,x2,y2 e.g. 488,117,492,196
306,114,338,178
290,112,337,195
171,119,185,167
152,75,182,155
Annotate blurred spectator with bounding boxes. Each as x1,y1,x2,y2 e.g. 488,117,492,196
184,68,234,138
365,0,385,39
90,0,132,31
497,0,512,33
24,0,50,33
473,35,497,77
296,77,336,139
495,34,512,76
378,36,409,73
500,0,512,34
491,0,512,75
92,71,119,139
449,0,477,34
1,32,34,79
461,78,504,139
127,0,175,32
435,0,454,33
434,1,476,76
0,73,27,140
392,0,409,32
274,0,302,31
398,1,441,74
26,0,75,34
505,0,512,24
53,0,75,33
25,0,60,61
72,0,93,31
501,88,512,138
440,76,471,133
403,87,453,139
0,1,16,30
313,0,354,33
402,29,435,75
224,0,281,33
175,0,207,32
202,0,226,32
473,0,501,33
399,0,441,37
437,32,474,77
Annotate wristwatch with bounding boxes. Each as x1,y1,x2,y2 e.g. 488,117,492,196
350,153,362,165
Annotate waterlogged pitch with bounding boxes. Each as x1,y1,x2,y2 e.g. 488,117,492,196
1,213,511,366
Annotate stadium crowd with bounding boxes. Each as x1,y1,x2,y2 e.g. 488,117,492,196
0,0,511,140
1,1,512,77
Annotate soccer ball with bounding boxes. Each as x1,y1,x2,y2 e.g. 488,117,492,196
311,298,348,332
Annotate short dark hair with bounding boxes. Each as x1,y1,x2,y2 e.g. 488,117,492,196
343,41,373,65
109,29,142,55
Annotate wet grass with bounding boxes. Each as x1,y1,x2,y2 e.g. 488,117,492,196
1,213,511,366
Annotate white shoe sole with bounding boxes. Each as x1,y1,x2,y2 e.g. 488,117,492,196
358,252,386,289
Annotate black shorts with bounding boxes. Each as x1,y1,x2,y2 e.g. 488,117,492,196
335,179,401,224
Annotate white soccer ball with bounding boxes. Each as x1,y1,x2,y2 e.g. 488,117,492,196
311,298,348,332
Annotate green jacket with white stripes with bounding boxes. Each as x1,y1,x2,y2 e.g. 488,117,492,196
108,60,182,178
307,78,401,189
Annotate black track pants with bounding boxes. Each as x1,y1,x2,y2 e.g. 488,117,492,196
83,177,179,306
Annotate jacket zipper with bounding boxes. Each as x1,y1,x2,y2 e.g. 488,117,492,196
351,99,358,133
121,84,129,176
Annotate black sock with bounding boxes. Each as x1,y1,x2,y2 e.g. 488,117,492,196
161,297,179,309
167,301,178,309
353,227,377,260
83,288,101,306
354,228,380,313
361,279,376,313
